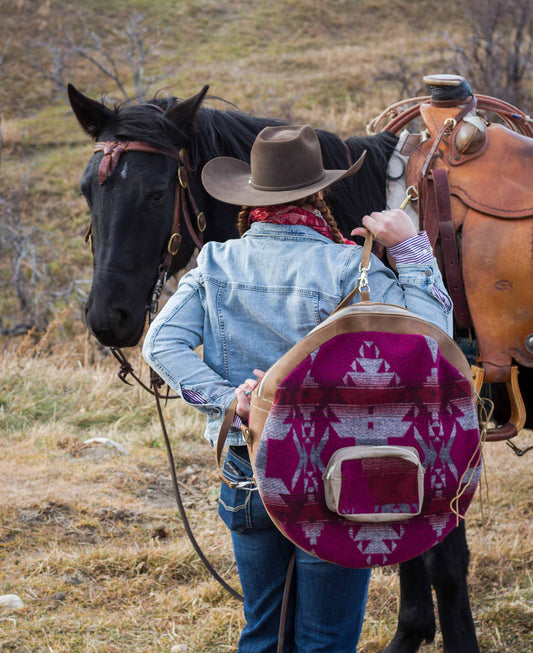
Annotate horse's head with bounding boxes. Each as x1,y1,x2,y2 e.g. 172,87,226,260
68,84,211,347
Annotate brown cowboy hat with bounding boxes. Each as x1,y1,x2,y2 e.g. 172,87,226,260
201,124,366,206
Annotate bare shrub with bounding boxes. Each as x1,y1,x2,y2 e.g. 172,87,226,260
375,57,428,100
373,0,532,111
32,10,166,103
0,177,88,342
446,0,533,109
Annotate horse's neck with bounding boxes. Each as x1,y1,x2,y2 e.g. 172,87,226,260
386,131,422,230
191,109,281,244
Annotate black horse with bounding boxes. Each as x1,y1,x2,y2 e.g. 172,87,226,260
68,83,479,653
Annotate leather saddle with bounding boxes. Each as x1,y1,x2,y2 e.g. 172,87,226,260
375,74,533,440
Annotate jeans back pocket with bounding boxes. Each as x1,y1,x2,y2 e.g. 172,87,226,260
218,446,272,532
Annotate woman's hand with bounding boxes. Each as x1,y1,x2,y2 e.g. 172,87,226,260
235,369,265,421
351,208,417,248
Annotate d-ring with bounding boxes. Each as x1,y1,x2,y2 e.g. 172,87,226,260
444,117,457,131
178,167,187,189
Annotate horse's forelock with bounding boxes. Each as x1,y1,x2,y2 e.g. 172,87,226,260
111,100,188,149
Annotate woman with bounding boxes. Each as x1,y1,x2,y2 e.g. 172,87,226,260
143,124,452,652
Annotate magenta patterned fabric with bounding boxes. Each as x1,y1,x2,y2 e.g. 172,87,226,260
254,331,481,568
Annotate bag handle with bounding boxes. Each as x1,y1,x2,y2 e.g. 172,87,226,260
216,397,240,487
332,230,373,313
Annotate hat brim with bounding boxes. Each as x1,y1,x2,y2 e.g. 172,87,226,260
201,151,366,207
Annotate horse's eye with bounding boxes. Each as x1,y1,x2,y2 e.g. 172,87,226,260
149,190,167,203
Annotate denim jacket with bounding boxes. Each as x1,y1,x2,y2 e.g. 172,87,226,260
143,222,453,447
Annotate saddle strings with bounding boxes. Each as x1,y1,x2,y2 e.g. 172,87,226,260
449,394,493,525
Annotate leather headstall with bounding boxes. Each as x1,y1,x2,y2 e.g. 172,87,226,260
92,139,207,277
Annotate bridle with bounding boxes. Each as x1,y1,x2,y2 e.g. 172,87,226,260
90,139,207,316
85,138,244,602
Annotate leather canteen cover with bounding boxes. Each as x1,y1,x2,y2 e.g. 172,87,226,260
246,302,481,568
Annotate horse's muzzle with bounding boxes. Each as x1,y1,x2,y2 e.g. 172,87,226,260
84,299,145,348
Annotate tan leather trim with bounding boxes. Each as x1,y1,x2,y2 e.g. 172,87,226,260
258,302,473,404
246,394,271,467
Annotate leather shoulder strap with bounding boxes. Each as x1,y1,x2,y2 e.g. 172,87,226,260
216,398,239,487
333,231,373,313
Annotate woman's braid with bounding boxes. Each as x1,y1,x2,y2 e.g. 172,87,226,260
237,206,252,237
310,195,345,244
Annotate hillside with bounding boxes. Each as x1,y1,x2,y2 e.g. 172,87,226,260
0,0,474,337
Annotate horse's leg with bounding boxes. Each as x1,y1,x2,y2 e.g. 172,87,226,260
383,555,435,653
422,521,480,653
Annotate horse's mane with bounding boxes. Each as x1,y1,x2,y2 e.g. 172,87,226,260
192,106,398,230
110,95,398,232
313,130,397,231
191,107,284,164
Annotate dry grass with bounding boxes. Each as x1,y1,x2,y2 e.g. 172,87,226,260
0,331,532,652
0,339,242,652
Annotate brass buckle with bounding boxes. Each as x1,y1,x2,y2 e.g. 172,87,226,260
167,233,181,255
197,212,207,232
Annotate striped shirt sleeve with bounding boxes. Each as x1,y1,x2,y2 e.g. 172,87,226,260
182,388,243,426
388,232,452,312
388,232,434,264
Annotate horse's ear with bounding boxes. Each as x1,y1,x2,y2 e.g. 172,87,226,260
67,83,114,139
165,85,209,132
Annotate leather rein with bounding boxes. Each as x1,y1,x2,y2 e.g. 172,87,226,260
88,139,244,602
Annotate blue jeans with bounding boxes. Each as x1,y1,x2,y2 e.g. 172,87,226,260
219,446,371,653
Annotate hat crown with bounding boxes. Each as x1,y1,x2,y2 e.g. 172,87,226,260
250,125,326,192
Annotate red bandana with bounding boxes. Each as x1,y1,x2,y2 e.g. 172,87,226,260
248,205,355,245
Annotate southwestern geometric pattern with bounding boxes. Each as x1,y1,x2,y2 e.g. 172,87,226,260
254,331,481,568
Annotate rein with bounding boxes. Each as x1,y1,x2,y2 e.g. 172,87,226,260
90,139,244,601
109,347,244,603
